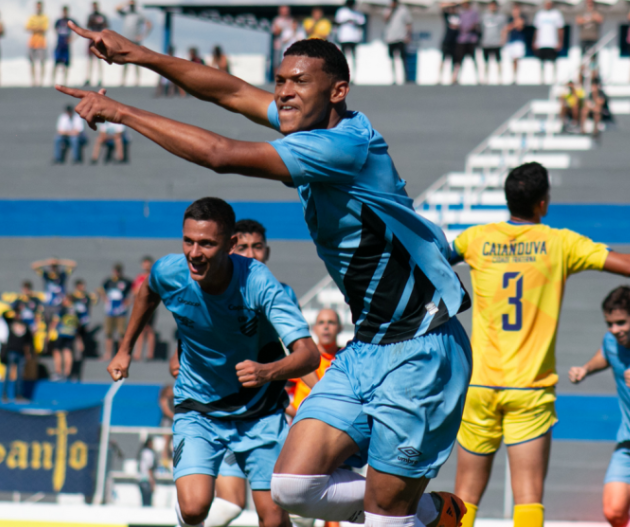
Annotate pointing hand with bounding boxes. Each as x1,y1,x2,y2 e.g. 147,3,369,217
54,86,124,131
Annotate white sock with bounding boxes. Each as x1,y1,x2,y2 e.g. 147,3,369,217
416,494,438,525
176,500,204,527
205,497,243,527
364,512,424,527
271,469,366,522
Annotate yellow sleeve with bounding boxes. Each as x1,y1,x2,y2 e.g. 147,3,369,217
562,229,609,275
453,227,474,261
25,16,34,30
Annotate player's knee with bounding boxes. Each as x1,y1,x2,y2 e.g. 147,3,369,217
257,501,289,527
178,497,211,526
271,473,328,517
603,502,628,527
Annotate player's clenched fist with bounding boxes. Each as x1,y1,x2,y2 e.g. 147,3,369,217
568,366,588,384
67,20,143,65
107,352,132,381
236,360,271,388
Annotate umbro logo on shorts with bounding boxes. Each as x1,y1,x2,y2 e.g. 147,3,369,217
173,439,185,468
397,446,422,465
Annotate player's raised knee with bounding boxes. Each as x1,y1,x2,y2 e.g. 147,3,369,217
271,474,325,516
603,502,629,527
178,497,211,526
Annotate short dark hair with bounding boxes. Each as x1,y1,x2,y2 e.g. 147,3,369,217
22,280,33,289
183,197,235,237
234,219,267,242
603,286,630,315
113,263,123,273
75,278,85,286
142,255,154,263
284,39,350,83
504,162,550,219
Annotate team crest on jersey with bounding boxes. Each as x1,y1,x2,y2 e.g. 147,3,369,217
239,315,258,337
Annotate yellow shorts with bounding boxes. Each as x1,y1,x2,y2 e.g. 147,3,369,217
457,386,557,455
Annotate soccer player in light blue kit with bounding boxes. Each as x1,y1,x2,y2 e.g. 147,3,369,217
61,26,473,527
569,286,630,527
106,198,320,527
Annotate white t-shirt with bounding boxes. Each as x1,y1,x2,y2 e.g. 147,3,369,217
56,113,84,134
534,8,564,49
138,447,155,481
335,7,366,44
97,122,126,135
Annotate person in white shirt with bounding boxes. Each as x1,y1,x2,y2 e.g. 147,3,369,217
91,121,126,164
533,0,564,84
53,105,86,164
335,0,366,74
138,437,156,507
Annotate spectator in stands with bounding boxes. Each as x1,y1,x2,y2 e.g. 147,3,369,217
31,257,76,323
533,0,564,84
384,0,413,84
158,384,174,463
12,281,43,333
155,45,185,97
281,19,306,57
272,6,293,72
479,1,506,85
560,80,585,133
53,105,86,164
504,4,526,84
91,122,125,164
99,263,132,361
132,256,156,361
286,308,341,418
0,11,5,86
335,0,366,76
188,46,204,65
50,295,79,381
581,80,611,138
304,8,332,41
2,305,33,402
25,1,48,87
138,437,156,506
210,45,230,74
84,2,108,87
52,6,77,86
117,0,152,86
577,0,603,58
70,279,97,360
452,0,479,85
438,2,460,84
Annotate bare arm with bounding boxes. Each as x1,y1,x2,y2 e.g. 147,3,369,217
58,258,77,269
66,22,273,126
107,279,161,380
158,395,174,420
56,86,291,182
603,251,630,277
568,349,609,383
236,337,320,388
556,27,564,51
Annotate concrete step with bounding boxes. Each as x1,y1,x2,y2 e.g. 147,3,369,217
445,172,504,188
468,153,571,170
420,208,509,226
531,99,630,115
488,135,592,151
426,190,506,206
508,119,563,134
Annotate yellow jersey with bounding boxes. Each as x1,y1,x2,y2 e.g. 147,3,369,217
26,14,49,49
453,221,609,389
303,18,332,40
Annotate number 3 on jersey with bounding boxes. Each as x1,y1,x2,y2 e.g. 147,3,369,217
502,272,523,331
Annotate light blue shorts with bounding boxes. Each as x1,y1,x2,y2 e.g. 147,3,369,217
605,447,630,484
219,450,247,479
173,409,288,490
294,317,472,479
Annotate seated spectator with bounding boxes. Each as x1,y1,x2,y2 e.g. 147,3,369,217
50,295,79,381
91,122,126,164
1,304,33,402
304,8,332,40
581,80,612,137
560,80,585,133
188,46,204,65
53,105,87,164
210,45,230,73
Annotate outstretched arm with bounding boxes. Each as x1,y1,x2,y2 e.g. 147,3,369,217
603,252,630,277
107,279,161,381
67,22,273,126
568,349,609,383
56,86,291,182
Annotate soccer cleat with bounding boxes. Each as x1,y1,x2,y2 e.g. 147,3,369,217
426,491,467,527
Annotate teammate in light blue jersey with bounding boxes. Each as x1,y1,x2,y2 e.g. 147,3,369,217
569,286,630,527
106,198,319,527
62,28,472,527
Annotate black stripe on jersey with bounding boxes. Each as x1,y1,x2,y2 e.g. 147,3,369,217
343,205,388,325
174,340,289,420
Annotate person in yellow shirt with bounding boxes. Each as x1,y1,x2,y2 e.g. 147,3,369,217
288,308,342,415
25,1,49,87
450,162,630,527
303,8,332,41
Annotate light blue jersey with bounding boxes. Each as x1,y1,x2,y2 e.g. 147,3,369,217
149,253,311,420
602,332,630,443
268,103,469,345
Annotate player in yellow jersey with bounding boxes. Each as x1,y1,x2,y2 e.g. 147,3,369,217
450,162,630,527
